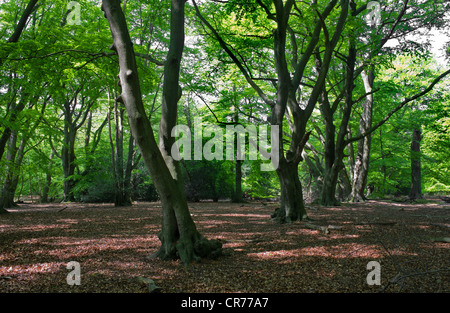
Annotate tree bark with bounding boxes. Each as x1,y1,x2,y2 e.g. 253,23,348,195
0,131,19,209
409,128,423,200
316,33,357,206
351,69,374,202
60,89,95,202
7,0,39,43
232,102,243,202
0,125,34,209
108,91,133,207
41,151,53,203
0,91,29,162
62,110,77,202
102,0,221,265
113,95,130,206
319,90,338,206
123,135,135,204
272,158,307,223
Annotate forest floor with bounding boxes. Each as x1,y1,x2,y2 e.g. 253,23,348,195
0,198,449,293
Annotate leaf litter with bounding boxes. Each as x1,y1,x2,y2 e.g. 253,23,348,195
0,199,448,293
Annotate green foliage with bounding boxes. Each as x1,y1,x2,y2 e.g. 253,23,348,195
131,163,160,202
182,160,233,202
1,0,449,208
422,115,450,193
243,160,280,199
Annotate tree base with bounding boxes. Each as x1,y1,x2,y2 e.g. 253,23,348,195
147,233,223,266
271,207,307,224
320,199,341,206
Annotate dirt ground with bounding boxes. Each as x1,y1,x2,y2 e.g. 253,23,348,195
0,199,449,293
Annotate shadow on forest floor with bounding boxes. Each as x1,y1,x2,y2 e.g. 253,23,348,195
0,199,449,293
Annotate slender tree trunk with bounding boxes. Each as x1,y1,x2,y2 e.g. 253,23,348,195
351,69,374,202
409,128,423,200
41,151,53,203
123,135,135,204
232,102,243,202
193,0,348,223
379,127,385,195
62,119,76,202
7,0,39,43
108,95,131,206
102,0,221,265
113,98,129,206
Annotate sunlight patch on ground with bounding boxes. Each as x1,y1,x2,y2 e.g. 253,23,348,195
217,213,268,219
247,243,387,261
12,223,71,232
0,262,65,275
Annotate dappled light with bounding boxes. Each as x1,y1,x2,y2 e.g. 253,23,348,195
0,0,449,297
1,200,448,293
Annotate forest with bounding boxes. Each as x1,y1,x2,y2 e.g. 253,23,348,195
0,0,449,295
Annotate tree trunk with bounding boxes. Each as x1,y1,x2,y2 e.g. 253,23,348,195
0,92,28,162
351,69,374,202
123,135,135,204
0,130,29,209
319,39,356,206
272,158,307,223
319,88,339,206
232,103,243,202
62,120,77,202
108,91,132,207
409,128,423,200
233,160,243,202
41,151,53,203
0,132,19,209
7,0,39,43
102,0,221,265
113,98,129,206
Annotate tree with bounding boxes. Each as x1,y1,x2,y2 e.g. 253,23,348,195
349,0,450,202
409,127,423,200
102,0,221,265
193,0,349,222
108,89,134,207
302,0,450,204
0,92,48,209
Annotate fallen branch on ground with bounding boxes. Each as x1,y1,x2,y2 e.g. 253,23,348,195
355,221,397,226
57,206,68,213
304,223,343,234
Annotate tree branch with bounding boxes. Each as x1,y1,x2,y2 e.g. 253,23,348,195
345,68,450,145
192,0,275,108
7,0,39,43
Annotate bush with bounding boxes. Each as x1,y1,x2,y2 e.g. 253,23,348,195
181,160,233,201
